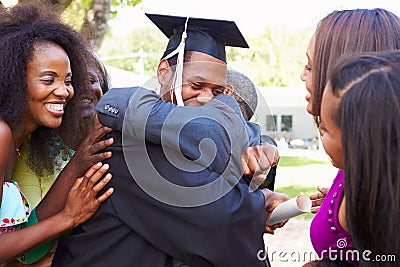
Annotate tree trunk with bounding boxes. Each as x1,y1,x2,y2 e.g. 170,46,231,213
80,0,111,51
18,0,72,16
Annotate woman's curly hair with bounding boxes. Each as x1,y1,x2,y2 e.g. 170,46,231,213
0,3,95,176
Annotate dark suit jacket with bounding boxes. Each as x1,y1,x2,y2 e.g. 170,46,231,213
52,87,269,267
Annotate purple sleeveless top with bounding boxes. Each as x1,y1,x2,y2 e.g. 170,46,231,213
310,170,358,265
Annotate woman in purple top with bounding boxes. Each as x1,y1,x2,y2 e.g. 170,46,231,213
320,51,400,266
300,8,400,265
310,170,357,264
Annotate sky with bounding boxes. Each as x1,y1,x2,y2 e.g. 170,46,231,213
2,0,400,37
112,0,400,37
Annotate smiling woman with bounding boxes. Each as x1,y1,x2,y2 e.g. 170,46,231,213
0,3,114,265
26,42,74,130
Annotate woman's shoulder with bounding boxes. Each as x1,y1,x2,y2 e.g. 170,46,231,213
0,119,12,138
0,119,13,151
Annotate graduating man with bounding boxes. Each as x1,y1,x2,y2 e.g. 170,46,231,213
53,14,286,267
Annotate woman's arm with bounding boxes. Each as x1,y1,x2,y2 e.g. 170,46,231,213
0,120,14,206
0,162,113,264
36,124,113,220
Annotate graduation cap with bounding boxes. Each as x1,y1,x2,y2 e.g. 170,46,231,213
146,13,249,106
146,13,249,62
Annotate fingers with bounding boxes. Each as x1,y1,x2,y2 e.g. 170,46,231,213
265,226,275,235
265,218,288,234
90,138,114,156
241,148,251,177
309,192,324,200
257,143,277,173
310,186,329,200
311,198,324,208
82,162,103,183
241,147,258,177
265,191,289,211
317,186,329,195
90,171,114,204
249,146,267,174
311,208,320,214
79,163,113,202
62,162,114,228
241,144,279,178
90,125,112,143
261,142,278,167
70,177,84,191
85,164,110,187
81,125,113,148
246,155,260,176
310,186,328,214
96,185,114,203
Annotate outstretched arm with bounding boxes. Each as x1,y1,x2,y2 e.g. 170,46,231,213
0,120,14,206
0,162,113,264
100,88,251,173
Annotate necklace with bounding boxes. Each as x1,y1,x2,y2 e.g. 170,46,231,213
13,133,21,160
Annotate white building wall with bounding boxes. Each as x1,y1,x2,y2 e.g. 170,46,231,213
251,87,318,143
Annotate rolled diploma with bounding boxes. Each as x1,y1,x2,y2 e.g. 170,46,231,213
267,195,311,225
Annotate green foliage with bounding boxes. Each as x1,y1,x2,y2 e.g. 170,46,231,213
62,1,88,29
63,0,142,29
112,0,140,6
228,25,314,87
278,156,329,167
98,27,165,77
99,21,315,87
110,0,141,18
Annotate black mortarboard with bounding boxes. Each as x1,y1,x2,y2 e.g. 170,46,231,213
145,13,249,62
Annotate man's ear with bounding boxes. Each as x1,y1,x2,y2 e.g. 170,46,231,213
157,59,171,86
225,84,234,96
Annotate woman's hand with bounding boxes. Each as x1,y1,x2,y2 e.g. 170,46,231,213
0,163,114,263
310,186,329,214
67,123,114,178
36,124,114,220
61,162,114,228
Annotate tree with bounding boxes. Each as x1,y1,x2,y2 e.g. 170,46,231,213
98,26,165,77
1,0,141,51
98,23,314,88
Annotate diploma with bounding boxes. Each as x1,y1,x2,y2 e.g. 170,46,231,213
267,195,311,225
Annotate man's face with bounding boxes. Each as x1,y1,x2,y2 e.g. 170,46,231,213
159,51,227,106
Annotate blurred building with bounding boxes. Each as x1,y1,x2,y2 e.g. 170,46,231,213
252,87,319,149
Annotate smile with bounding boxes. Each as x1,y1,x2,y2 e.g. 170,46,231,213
45,103,64,112
82,98,93,104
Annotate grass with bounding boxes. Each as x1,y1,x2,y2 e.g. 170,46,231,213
278,156,329,167
274,185,317,220
271,156,330,220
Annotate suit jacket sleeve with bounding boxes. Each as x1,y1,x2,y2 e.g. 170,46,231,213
94,87,267,266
